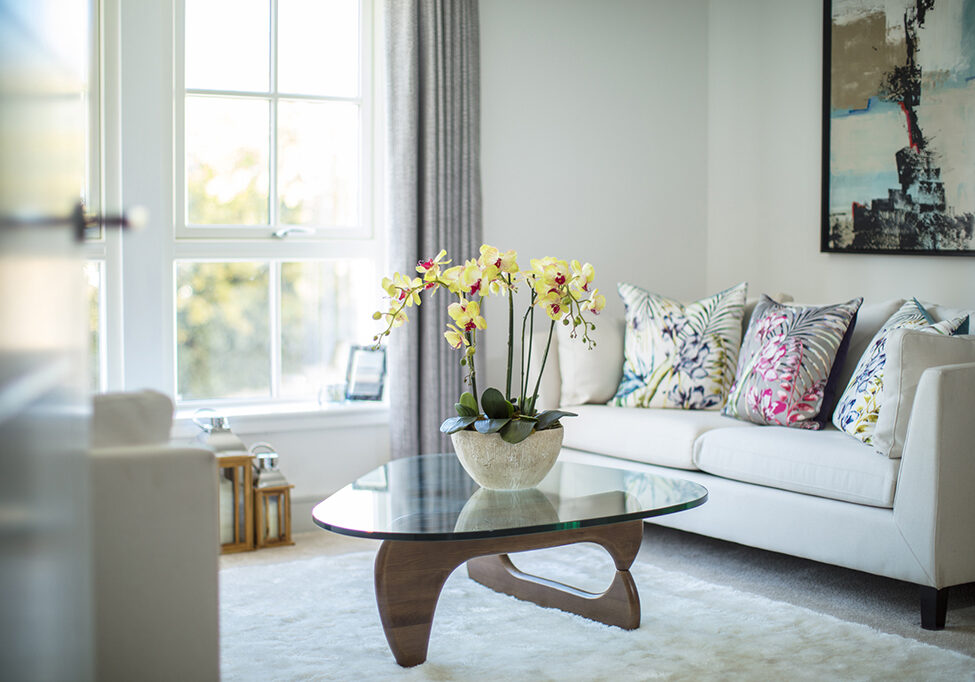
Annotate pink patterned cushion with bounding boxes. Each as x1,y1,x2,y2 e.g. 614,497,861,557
722,296,862,429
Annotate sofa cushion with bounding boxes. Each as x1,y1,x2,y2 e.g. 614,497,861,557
91,390,174,449
557,315,624,406
723,295,862,429
693,426,900,507
874,328,975,459
832,299,966,445
561,404,751,470
611,281,747,410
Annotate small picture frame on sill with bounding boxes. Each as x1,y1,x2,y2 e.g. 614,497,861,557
345,345,386,401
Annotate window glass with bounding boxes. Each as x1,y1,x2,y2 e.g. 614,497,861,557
185,96,270,225
277,0,359,97
280,260,374,397
185,0,269,92
278,100,359,227
176,262,271,400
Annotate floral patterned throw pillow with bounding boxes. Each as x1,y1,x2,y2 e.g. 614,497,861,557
610,282,747,410
831,299,966,445
722,296,862,429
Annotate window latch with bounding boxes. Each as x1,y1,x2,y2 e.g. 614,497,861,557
272,226,316,239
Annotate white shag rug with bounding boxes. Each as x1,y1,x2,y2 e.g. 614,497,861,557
220,544,975,681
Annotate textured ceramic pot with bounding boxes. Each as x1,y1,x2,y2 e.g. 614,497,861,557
450,426,563,490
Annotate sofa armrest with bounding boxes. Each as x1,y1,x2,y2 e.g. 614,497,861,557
90,444,219,681
893,362,975,588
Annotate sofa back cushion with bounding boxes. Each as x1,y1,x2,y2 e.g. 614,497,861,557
91,390,174,449
873,328,975,459
723,296,862,429
832,299,966,445
610,282,748,410
557,315,624,406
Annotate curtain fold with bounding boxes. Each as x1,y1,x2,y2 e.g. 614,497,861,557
385,0,483,458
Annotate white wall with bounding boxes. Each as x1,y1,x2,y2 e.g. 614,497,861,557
479,0,710,389
707,0,975,308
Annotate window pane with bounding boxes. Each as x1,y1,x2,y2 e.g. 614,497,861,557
185,0,269,92
280,260,375,397
85,261,102,392
176,262,270,400
278,100,359,227
278,0,359,97
186,96,270,225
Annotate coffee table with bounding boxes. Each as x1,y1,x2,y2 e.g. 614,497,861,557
312,454,707,667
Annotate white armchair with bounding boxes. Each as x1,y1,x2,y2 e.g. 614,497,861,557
89,390,219,681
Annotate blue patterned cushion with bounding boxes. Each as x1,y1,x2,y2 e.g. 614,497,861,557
610,282,747,409
831,299,966,444
722,296,862,429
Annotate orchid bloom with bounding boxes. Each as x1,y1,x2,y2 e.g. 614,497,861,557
568,260,596,299
382,272,423,306
444,323,470,350
585,288,607,315
448,298,487,333
415,249,450,282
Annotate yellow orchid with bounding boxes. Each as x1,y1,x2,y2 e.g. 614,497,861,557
448,298,487,332
478,244,519,274
586,289,607,315
568,260,596,300
372,245,600,438
444,323,470,350
416,249,450,282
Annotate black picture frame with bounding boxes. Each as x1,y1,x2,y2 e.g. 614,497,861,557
345,345,386,401
821,0,975,256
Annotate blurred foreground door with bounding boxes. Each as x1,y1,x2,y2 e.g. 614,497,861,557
0,1,94,679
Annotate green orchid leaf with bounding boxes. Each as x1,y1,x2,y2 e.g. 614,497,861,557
454,402,477,417
480,387,512,420
535,409,577,431
459,391,478,412
500,418,536,444
440,415,477,434
474,417,510,434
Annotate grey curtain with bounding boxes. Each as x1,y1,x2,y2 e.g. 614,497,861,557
385,0,483,458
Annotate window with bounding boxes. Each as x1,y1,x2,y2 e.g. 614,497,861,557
171,0,380,406
105,0,382,408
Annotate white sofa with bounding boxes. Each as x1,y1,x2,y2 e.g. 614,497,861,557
90,390,219,681
536,298,975,630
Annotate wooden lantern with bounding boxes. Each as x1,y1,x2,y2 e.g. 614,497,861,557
254,484,295,549
217,454,255,554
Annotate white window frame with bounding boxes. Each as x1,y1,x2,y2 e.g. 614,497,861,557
83,0,124,394
173,0,375,242
113,0,386,415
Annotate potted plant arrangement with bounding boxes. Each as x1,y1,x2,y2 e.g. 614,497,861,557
373,245,604,489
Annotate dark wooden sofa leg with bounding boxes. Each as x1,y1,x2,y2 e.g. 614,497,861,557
920,586,948,630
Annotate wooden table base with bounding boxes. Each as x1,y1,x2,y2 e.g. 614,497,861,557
373,519,644,667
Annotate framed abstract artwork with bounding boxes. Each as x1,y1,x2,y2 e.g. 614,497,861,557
822,0,975,255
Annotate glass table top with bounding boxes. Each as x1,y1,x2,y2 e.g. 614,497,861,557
312,454,708,541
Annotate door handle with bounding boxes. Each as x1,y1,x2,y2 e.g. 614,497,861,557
0,201,148,241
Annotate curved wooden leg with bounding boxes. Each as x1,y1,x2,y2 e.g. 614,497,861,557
467,553,641,629
466,520,644,630
374,540,464,667
373,520,645,666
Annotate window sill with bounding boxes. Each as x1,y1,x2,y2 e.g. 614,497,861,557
172,400,389,440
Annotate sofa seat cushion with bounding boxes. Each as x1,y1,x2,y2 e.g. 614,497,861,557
561,405,752,470
693,427,899,507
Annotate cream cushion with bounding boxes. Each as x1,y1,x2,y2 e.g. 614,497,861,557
91,389,174,448
557,316,624,406
560,404,750,470
873,328,975,459
694,426,900,507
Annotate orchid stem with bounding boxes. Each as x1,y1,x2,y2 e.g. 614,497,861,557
505,275,514,399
